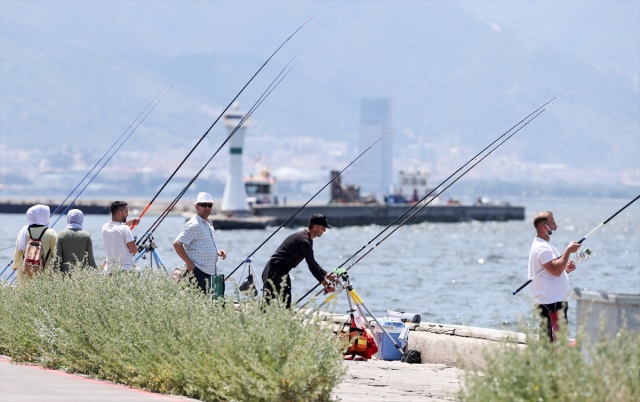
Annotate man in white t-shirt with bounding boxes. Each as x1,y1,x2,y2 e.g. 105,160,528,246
102,201,140,271
528,210,580,342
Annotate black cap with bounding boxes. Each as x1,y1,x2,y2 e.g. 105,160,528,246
308,213,332,229
110,200,128,214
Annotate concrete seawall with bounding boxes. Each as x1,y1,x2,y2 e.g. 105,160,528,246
329,314,526,370
408,322,526,370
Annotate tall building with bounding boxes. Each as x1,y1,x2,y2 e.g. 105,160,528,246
353,97,393,199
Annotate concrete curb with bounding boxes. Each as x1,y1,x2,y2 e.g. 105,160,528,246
409,322,526,370
328,315,526,370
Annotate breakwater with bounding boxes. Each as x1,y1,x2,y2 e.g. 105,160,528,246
253,202,525,225
2,198,525,227
0,198,193,216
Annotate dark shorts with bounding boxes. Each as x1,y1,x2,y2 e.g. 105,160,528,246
537,301,568,342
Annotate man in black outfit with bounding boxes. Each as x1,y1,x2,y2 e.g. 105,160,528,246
262,213,337,308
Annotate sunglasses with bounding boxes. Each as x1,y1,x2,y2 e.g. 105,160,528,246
198,203,213,208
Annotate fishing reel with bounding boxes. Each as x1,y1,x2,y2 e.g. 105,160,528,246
326,267,350,294
137,235,157,255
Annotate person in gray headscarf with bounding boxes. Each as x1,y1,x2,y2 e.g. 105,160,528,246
13,204,58,283
55,209,97,273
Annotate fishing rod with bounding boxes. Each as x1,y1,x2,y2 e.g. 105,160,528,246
50,87,172,228
295,97,558,306
0,89,170,282
130,19,313,230
223,131,391,282
512,194,640,296
135,58,296,250
49,88,168,218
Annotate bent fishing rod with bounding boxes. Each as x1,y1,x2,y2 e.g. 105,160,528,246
295,97,558,306
512,194,640,296
1,89,170,281
135,59,296,249
130,19,313,230
223,131,391,282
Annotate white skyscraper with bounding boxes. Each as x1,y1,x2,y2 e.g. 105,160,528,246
353,98,393,199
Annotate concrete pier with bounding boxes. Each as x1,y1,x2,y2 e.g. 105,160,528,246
2,198,524,229
253,203,525,226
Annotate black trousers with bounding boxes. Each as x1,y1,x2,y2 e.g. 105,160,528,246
262,263,292,308
537,301,568,342
191,266,211,294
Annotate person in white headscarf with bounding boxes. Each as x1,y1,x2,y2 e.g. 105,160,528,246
13,204,58,283
55,209,97,273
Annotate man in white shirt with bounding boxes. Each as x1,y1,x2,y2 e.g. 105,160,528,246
528,210,580,342
102,201,140,271
173,192,226,294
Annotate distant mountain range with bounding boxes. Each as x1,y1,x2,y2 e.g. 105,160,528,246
1,1,638,197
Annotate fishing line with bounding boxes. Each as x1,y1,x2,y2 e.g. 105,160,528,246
223,132,391,282
295,96,559,306
130,19,314,229
135,58,297,249
565,90,639,109
336,175,344,227
512,194,640,296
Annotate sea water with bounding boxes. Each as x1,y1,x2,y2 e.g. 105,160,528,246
1,198,638,331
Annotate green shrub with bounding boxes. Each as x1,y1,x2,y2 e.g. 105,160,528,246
0,268,346,401
458,316,640,402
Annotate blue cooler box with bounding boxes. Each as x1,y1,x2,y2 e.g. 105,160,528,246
374,320,406,361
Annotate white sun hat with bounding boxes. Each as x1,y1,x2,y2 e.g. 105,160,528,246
194,192,214,204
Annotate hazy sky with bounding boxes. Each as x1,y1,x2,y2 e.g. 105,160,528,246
1,0,638,195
